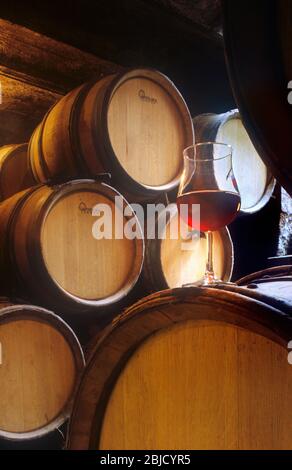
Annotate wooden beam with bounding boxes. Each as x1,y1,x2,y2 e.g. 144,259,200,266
0,74,60,144
151,0,223,36
0,19,123,94
0,1,223,68
0,19,123,145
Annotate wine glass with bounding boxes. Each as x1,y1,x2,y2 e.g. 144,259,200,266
177,142,241,286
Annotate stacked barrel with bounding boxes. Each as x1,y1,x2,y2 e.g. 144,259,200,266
0,68,279,447
0,69,194,442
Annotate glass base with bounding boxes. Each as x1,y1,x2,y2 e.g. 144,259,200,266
202,270,220,286
182,278,236,288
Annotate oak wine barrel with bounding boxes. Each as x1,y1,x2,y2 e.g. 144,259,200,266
0,180,144,313
68,280,292,450
193,110,275,213
0,299,84,440
28,69,194,200
143,204,233,290
223,0,292,196
234,265,292,311
0,144,36,200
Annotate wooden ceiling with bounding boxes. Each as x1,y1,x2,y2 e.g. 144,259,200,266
0,0,233,146
0,19,122,145
152,0,222,35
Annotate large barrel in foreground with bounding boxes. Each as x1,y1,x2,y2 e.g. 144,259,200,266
68,276,292,450
0,180,144,313
0,299,84,440
29,69,194,200
0,144,36,200
193,110,275,213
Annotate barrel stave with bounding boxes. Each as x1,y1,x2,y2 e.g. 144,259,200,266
0,144,36,200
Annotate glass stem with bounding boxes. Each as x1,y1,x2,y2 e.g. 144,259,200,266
204,231,216,285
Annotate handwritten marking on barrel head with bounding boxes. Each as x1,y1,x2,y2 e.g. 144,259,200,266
139,89,157,104
78,202,93,214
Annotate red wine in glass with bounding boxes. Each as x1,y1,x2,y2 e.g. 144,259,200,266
177,189,241,232
177,142,240,285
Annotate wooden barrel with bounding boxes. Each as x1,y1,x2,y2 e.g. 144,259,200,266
193,110,275,214
143,204,233,290
223,0,292,196
0,180,144,313
237,265,292,283
0,144,36,200
28,69,194,200
0,299,84,440
234,265,292,310
68,281,292,450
